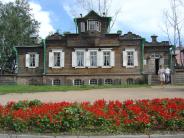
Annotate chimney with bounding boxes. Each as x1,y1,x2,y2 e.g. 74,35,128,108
80,14,82,17
151,35,158,43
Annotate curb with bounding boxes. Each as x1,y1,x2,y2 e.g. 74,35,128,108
0,134,184,138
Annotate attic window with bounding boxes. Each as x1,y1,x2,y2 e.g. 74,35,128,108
150,53,160,59
87,20,101,32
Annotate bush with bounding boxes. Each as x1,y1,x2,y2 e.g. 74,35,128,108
0,98,183,133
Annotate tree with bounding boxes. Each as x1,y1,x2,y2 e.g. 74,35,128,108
162,0,184,66
67,0,121,31
0,0,40,74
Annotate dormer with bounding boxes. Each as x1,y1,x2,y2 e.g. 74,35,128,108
74,10,111,35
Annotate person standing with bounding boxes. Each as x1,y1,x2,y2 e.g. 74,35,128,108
165,67,171,84
158,65,165,86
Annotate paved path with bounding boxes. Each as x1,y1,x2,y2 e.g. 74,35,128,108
0,86,183,105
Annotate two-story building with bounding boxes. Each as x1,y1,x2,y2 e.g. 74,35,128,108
16,10,172,85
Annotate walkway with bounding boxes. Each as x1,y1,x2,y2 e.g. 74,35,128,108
0,85,183,105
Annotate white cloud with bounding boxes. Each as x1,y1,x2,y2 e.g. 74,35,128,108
29,2,55,38
111,0,170,34
1,0,55,38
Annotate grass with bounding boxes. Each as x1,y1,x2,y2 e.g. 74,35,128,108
0,84,150,94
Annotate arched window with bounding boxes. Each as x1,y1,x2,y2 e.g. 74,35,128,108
53,79,61,86
74,79,82,86
135,78,143,84
90,79,98,85
105,79,113,85
127,78,134,85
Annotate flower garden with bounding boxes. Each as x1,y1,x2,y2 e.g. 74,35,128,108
0,98,183,134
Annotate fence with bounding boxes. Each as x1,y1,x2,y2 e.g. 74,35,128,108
0,75,16,85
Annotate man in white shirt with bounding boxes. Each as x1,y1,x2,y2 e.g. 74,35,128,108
165,67,171,84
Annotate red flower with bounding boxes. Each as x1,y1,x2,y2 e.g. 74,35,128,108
124,119,133,125
124,100,134,107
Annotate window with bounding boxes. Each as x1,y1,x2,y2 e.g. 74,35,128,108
49,50,64,68
90,79,98,85
53,79,61,86
29,54,36,67
127,78,134,85
87,20,101,31
135,78,142,84
54,52,61,67
26,53,39,68
127,51,134,66
103,51,111,66
76,51,84,67
74,79,82,86
90,51,97,66
105,79,113,85
123,49,138,67
89,21,95,30
150,53,160,59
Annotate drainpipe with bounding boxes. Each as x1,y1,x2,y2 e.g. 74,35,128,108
169,45,176,84
13,47,18,74
43,39,46,75
169,46,172,69
170,45,176,71
108,17,112,33
140,38,145,74
74,18,78,33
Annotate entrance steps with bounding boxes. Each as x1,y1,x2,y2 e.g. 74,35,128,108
175,72,184,84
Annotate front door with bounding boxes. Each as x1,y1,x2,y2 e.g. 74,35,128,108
155,59,159,75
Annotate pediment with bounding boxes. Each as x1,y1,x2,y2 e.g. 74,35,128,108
120,32,142,40
46,32,63,40
84,10,101,19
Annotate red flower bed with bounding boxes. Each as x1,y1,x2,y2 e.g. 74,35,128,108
0,98,183,133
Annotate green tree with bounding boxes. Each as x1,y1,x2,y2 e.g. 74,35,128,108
0,0,39,74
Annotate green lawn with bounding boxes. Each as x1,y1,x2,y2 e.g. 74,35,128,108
0,84,149,94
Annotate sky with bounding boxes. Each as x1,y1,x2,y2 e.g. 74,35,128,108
1,0,184,43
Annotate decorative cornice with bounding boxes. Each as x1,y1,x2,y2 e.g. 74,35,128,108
120,32,142,40
46,32,64,40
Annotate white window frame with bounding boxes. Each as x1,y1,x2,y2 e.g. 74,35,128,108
123,48,138,68
89,79,98,85
29,53,36,68
127,51,134,67
87,20,101,32
102,50,111,68
75,50,85,68
53,52,61,67
89,50,98,68
105,79,113,85
49,49,64,68
73,79,82,86
150,53,160,59
72,48,114,68
26,52,39,68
